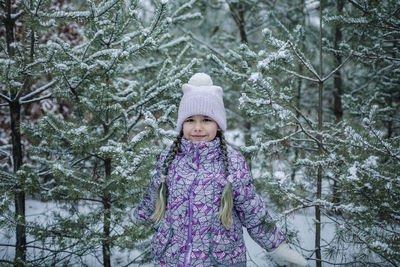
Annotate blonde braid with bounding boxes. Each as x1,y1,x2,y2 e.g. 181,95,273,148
151,132,183,224
218,131,233,229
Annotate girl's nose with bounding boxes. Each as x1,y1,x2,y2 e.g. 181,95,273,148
194,121,202,131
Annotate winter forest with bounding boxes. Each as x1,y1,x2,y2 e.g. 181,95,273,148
0,0,399,266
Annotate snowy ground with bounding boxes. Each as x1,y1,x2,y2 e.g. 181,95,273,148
1,199,338,266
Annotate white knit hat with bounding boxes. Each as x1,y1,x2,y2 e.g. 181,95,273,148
176,73,227,132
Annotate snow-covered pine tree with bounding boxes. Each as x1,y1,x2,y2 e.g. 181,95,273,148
323,107,400,266
0,0,70,265
18,0,198,266
321,0,400,265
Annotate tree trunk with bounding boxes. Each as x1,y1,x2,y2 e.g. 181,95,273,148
10,100,26,267
333,0,344,123
228,2,248,44
315,1,323,267
316,79,323,267
5,1,27,265
102,158,112,267
4,0,15,57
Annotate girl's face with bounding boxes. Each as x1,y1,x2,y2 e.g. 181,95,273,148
182,115,220,143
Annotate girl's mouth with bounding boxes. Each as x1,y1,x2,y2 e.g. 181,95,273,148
192,135,206,139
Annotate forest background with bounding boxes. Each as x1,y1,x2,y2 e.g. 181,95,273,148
0,0,399,266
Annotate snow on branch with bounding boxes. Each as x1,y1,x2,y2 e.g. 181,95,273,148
287,41,320,80
95,0,122,18
159,36,190,50
293,116,329,153
127,79,180,113
172,0,196,17
207,54,247,79
0,92,11,102
19,80,56,103
20,93,52,104
324,15,368,25
35,0,121,19
36,10,91,19
280,67,318,82
241,130,301,154
129,129,150,147
171,12,202,24
257,46,291,72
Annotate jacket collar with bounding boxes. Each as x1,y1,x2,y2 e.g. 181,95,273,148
180,136,220,152
179,137,222,164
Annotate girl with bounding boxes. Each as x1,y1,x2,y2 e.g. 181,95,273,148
132,73,307,267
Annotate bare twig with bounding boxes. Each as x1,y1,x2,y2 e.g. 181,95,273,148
322,51,354,82
281,67,319,82
177,25,225,58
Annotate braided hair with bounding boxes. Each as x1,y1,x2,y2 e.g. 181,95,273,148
218,131,233,229
150,132,183,224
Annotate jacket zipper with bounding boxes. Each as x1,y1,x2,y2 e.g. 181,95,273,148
183,144,200,267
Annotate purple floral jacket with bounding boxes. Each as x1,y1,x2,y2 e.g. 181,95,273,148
132,137,286,266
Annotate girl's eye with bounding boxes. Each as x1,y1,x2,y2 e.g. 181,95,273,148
185,119,194,122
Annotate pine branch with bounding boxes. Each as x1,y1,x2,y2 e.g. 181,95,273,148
13,78,31,101
288,41,321,80
146,1,166,38
293,116,328,153
177,26,225,58
368,125,400,162
34,0,44,16
95,0,122,18
322,51,354,82
0,259,13,264
24,241,91,265
281,67,318,82
172,0,196,17
121,247,151,267
283,204,316,216
290,105,315,129
0,92,11,102
348,0,399,30
19,80,56,103
353,51,400,62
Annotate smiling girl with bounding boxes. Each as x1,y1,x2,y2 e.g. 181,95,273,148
183,115,219,143
132,73,307,267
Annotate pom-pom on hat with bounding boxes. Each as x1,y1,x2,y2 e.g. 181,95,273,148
176,73,227,132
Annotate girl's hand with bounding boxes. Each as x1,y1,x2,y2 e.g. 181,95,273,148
268,243,308,267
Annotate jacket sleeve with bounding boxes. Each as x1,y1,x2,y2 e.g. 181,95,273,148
230,151,286,251
131,150,167,223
